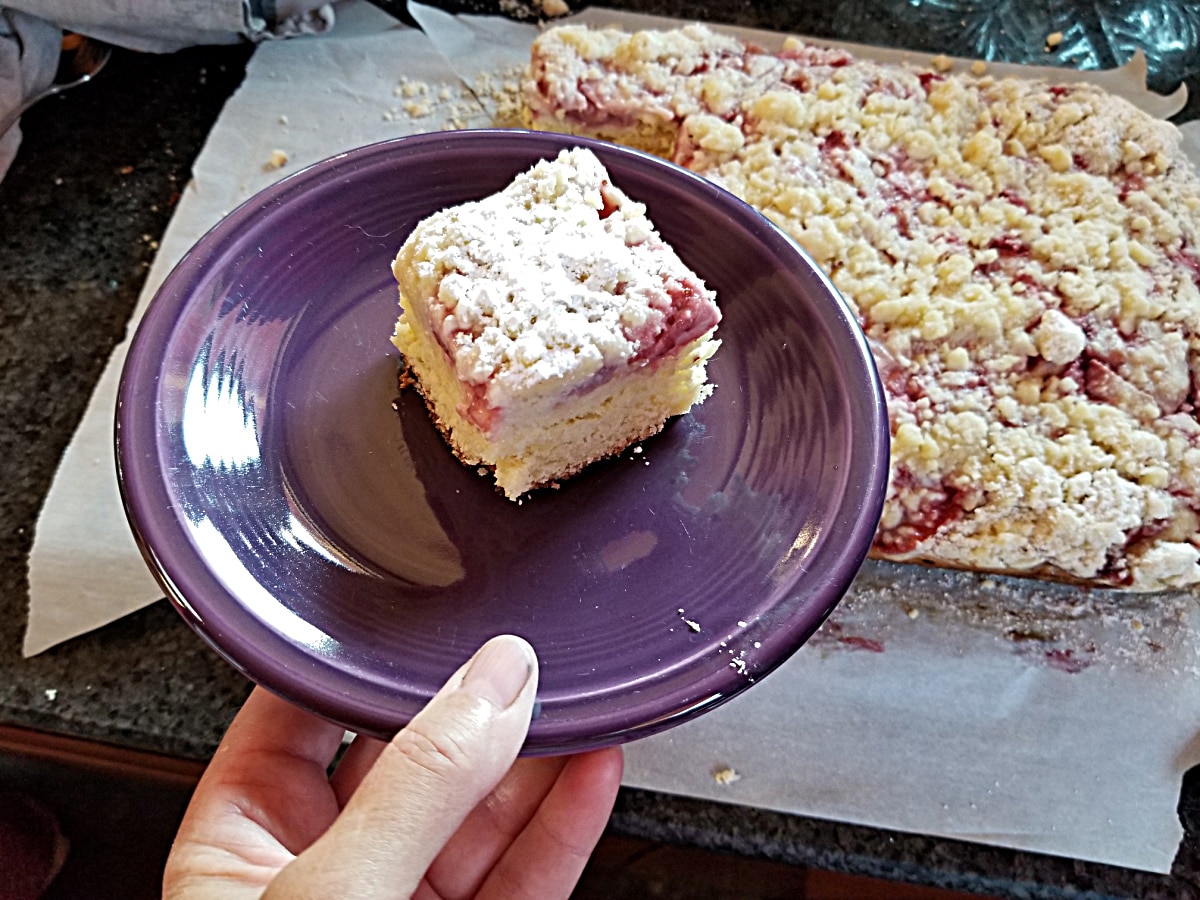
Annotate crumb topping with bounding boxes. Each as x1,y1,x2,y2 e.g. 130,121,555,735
393,147,719,411
526,25,1200,590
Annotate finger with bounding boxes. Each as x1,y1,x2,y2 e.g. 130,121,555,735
164,689,347,899
180,688,346,852
209,687,347,777
330,734,389,808
478,746,624,900
417,756,569,899
265,634,538,900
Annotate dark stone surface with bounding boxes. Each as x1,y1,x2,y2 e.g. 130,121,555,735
1,6,1199,898
0,42,258,759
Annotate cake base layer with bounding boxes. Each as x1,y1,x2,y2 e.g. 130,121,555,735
394,313,717,498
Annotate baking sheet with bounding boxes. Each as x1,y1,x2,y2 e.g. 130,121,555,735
25,0,1200,872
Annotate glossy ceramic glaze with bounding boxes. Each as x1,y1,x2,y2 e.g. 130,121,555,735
116,130,889,753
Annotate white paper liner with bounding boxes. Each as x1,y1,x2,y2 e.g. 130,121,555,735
25,0,1200,873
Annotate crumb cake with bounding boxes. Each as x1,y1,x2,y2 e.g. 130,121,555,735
391,147,721,500
526,24,1200,590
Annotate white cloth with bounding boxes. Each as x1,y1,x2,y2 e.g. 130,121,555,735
0,0,335,180
0,9,58,180
1,0,335,52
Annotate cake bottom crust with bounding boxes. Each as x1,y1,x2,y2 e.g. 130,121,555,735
522,109,676,159
394,319,718,499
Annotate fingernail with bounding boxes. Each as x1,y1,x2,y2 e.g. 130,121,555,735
461,635,535,709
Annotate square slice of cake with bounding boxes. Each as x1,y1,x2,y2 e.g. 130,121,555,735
391,147,721,500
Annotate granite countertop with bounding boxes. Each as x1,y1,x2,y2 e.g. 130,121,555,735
2,3,1200,897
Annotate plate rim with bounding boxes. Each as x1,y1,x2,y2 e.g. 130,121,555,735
115,129,890,753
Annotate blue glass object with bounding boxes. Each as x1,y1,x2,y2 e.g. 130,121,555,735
829,0,1200,93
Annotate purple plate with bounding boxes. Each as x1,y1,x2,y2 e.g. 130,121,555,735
116,130,888,754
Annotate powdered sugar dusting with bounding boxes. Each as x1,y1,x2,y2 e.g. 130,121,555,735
393,147,718,407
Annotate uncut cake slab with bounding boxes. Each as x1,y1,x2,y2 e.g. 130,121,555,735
27,0,1200,873
525,22,1200,593
396,4,1200,870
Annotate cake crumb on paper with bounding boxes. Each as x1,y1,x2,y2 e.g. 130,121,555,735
713,766,741,785
970,60,987,76
396,78,429,98
264,149,289,170
930,54,952,73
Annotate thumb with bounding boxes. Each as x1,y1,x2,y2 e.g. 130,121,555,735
266,634,538,899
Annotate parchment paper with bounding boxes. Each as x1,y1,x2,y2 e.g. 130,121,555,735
25,0,1200,872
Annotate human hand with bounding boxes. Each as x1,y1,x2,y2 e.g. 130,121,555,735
164,635,623,899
